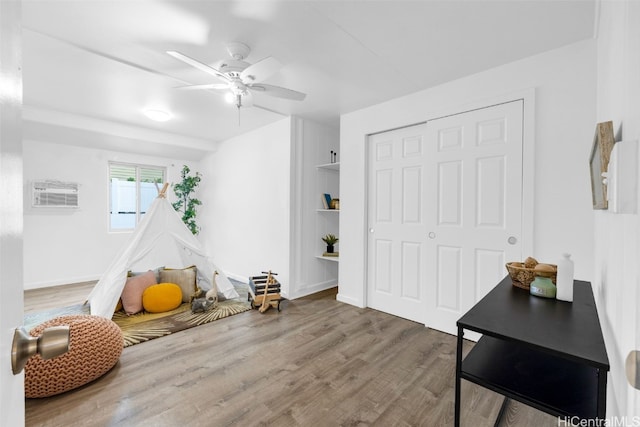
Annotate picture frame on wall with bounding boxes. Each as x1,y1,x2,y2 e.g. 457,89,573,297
589,121,615,210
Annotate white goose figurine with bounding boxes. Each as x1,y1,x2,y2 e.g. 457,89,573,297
205,271,219,305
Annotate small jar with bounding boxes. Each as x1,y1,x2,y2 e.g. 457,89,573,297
530,276,556,299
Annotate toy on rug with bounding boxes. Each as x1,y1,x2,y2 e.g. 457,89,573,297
248,270,283,313
190,271,219,313
205,271,220,304
189,287,205,303
191,297,215,313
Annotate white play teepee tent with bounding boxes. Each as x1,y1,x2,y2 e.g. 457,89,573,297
87,184,239,318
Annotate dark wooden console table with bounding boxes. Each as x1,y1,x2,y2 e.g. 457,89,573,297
455,276,609,426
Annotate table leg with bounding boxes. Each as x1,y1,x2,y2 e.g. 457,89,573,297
494,397,509,427
455,326,464,427
596,367,607,421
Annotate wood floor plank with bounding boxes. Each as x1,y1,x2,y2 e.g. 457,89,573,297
24,283,556,426
23,281,95,313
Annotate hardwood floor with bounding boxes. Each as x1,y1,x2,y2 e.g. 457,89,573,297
24,281,96,314
24,284,556,427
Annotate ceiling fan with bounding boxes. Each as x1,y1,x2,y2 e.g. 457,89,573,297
167,42,306,110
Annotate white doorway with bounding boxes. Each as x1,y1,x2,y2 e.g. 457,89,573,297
366,100,524,335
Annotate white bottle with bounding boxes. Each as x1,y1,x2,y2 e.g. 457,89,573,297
556,253,574,302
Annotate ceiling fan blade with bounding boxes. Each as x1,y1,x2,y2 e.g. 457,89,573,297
249,84,306,101
240,56,282,84
167,50,229,82
175,83,229,91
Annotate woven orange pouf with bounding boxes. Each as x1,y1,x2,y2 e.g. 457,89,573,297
25,315,123,398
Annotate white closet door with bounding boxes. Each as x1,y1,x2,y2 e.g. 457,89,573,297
367,124,429,323
366,101,524,335
424,101,523,336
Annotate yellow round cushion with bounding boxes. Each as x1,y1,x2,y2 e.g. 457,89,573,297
142,283,183,313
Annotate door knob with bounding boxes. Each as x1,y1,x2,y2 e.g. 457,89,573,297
11,326,70,375
428,232,436,239
508,236,518,245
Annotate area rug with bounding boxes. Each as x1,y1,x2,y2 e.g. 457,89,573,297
112,298,250,346
24,284,251,348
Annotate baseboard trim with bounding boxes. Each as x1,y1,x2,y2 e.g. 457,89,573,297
288,280,337,300
336,292,365,308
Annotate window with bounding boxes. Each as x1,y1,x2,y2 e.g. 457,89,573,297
109,162,165,231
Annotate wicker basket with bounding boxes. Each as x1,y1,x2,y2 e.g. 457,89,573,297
505,262,557,290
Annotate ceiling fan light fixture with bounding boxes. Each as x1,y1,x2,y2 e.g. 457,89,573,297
144,109,172,122
168,43,307,112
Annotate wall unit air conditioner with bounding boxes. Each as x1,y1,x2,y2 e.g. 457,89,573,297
31,180,79,208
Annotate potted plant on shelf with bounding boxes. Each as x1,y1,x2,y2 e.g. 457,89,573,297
322,234,339,254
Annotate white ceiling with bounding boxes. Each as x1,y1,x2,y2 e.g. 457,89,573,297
21,0,595,160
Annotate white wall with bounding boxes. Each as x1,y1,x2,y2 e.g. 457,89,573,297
593,0,640,419
198,118,293,292
338,39,596,307
23,140,193,289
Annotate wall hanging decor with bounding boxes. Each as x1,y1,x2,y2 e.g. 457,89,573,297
589,121,615,209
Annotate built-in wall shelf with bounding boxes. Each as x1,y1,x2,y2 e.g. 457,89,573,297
316,162,340,171
316,160,340,266
316,255,339,263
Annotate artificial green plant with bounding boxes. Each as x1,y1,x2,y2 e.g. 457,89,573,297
322,234,339,246
172,165,202,235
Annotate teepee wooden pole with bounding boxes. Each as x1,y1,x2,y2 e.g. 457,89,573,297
158,183,170,198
